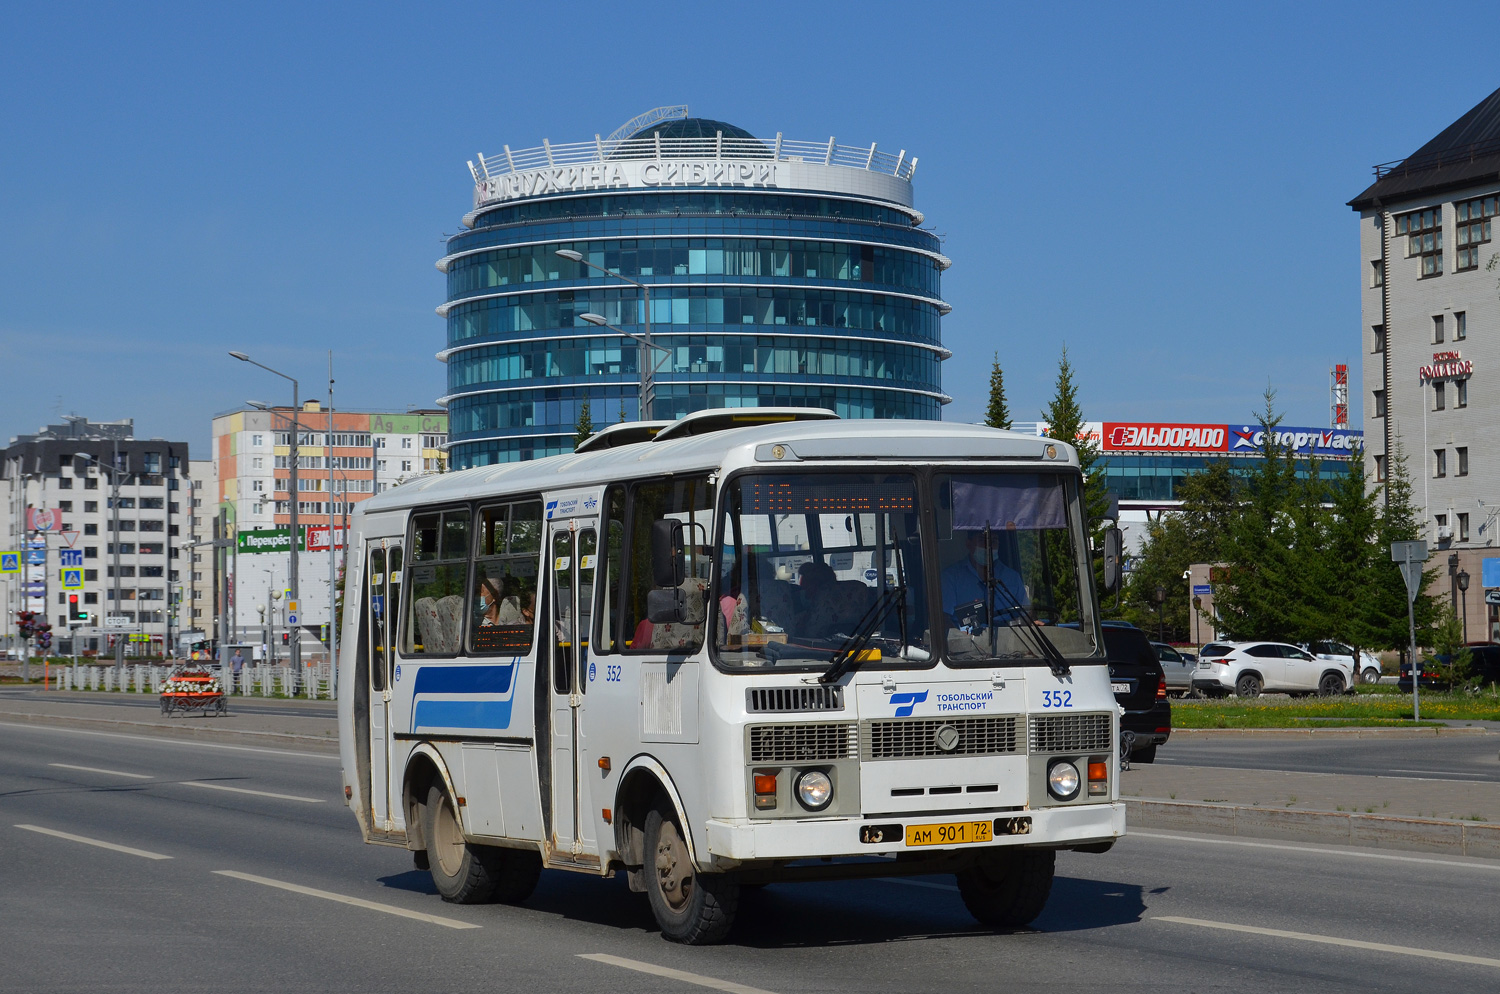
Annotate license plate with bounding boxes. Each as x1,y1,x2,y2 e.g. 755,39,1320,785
904,820,993,847
1111,682,1130,693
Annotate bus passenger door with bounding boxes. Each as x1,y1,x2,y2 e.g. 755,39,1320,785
547,521,598,859
368,542,403,833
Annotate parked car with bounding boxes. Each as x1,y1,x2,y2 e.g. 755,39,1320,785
1104,625,1171,763
1192,641,1353,698
1305,641,1383,684
1152,642,1198,695
1398,644,1500,692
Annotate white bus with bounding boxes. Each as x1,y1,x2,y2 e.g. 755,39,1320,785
338,409,1124,944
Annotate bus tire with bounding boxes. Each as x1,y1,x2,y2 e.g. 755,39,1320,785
643,802,738,944
425,784,498,904
956,849,1055,928
491,848,543,904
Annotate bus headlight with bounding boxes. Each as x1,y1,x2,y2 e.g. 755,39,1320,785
1047,761,1081,801
795,770,832,811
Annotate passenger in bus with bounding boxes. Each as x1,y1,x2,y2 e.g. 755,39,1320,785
496,588,535,626
793,560,840,638
476,578,504,626
941,530,1029,629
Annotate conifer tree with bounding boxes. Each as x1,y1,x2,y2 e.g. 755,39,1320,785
1041,345,1108,526
1371,441,1438,652
573,399,594,449
985,353,1012,430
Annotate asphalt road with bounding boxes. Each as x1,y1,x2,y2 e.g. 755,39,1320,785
0,688,337,720
3,721,1499,992
1156,731,1500,783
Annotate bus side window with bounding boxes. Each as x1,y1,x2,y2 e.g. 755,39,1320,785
577,528,596,692
470,500,541,655
369,547,386,692
622,475,714,653
596,486,626,652
404,509,468,656
552,530,573,694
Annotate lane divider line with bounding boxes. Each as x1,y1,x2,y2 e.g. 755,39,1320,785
179,781,325,803
212,871,479,929
1389,769,1488,777
0,720,340,761
1153,915,1500,970
49,763,153,779
15,824,171,860
578,954,777,994
1128,831,1500,871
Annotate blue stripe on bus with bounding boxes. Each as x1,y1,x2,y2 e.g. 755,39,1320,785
410,664,514,696
413,698,514,731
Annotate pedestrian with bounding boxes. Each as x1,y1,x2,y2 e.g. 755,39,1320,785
230,648,244,693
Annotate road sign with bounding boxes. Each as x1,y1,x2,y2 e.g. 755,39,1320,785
59,569,83,590
23,581,45,596
287,600,299,614
1192,584,1212,595
59,550,83,568
1487,590,1500,606
1390,540,1428,603
24,549,46,565
1484,557,1500,589
60,530,79,548
286,613,298,626
0,552,17,573
26,539,45,550
104,615,132,629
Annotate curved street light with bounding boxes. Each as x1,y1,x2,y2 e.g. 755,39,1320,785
557,249,658,419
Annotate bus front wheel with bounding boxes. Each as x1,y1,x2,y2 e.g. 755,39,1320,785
956,849,1055,928
643,802,738,944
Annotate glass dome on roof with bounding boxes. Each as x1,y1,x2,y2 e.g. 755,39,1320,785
627,117,758,141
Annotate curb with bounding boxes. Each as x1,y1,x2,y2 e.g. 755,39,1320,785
1126,797,1500,859
0,709,339,754
1169,726,1495,737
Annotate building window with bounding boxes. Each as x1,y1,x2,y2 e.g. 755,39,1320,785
252,457,263,469
1457,446,1468,477
1372,324,1386,353
1457,379,1468,407
84,477,97,490
1455,196,1494,270
84,569,97,581
1371,259,1384,286
252,434,264,446
1436,513,1448,538
1433,314,1444,343
401,437,413,449
84,546,97,559
401,460,412,472
84,501,97,512
84,592,97,605
1434,382,1446,410
1374,454,1387,480
1434,449,1446,478
58,501,73,512
252,480,264,492
84,523,97,536
57,477,72,490
1373,390,1386,417
1455,311,1467,341
1397,207,1443,276
1459,512,1470,542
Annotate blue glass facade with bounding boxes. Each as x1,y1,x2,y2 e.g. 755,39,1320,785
440,134,948,468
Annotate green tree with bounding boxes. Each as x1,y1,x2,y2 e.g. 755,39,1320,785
1428,601,1474,686
1041,345,1109,527
1370,441,1439,654
574,399,594,449
985,353,1012,430
1320,445,1383,654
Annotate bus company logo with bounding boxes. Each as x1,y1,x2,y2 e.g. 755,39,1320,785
544,500,559,519
583,495,598,511
889,690,928,717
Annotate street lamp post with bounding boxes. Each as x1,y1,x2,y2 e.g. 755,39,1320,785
555,249,659,420
1457,569,1470,643
231,353,301,673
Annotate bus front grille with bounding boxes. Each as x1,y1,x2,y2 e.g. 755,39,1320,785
748,722,857,763
746,686,845,713
1028,713,1113,754
861,716,1020,760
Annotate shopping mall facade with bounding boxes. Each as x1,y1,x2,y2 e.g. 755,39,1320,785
436,108,950,468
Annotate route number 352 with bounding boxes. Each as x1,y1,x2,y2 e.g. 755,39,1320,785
1040,690,1072,708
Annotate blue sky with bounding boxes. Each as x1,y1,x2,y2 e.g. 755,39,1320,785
0,2,1490,454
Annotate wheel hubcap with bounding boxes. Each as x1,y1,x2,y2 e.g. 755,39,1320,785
654,820,694,912
434,794,464,877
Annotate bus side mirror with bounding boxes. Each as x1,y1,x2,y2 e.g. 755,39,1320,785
1101,528,1122,592
647,586,688,625
651,519,685,588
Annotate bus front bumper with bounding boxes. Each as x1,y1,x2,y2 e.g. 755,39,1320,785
704,801,1125,864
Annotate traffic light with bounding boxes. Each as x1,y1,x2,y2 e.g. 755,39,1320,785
35,619,52,652
281,631,289,645
16,610,34,637
68,594,88,623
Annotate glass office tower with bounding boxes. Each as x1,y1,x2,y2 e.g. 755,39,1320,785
438,111,950,467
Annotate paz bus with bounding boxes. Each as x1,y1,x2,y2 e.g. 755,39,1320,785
337,409,1124,944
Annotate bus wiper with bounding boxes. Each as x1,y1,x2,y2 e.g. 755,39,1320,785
819,584,906,685
981,525,1071,678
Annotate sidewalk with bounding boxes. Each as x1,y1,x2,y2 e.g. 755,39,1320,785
0,691,338,752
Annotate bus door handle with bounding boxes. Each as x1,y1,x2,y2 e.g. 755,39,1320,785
382,690,392,703
568,692,581,708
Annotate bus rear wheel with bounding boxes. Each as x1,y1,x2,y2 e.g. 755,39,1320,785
643,803,738,944
424,784,541,905
956,849,1055,928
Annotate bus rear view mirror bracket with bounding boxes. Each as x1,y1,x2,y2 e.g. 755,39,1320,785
647,586,688,625
651,519,685,587
1100,527,1122,592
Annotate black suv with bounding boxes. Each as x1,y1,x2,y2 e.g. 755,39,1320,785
1399,643,1500,692
1102,624,1171,763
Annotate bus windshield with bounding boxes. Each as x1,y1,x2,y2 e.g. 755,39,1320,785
713,472,929,670
934,472,1098,662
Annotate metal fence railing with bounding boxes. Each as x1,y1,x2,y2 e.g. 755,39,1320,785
52,663,337,700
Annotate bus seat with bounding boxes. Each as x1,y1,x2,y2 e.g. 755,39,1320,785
413,597,443,652
756,580,794,631
652,577,708,650
436,595,464,653
833,580,875,628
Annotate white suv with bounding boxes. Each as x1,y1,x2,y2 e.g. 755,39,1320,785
1192,641,1353,698
1305,641,1383,685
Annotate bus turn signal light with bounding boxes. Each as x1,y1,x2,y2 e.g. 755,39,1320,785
753,771,778,810
1087,759,1108,796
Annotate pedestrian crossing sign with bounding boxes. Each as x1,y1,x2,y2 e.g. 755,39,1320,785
0,552,18,573
60,568,83,590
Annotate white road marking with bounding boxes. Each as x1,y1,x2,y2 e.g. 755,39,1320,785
882,877,959,892
178,781,324,803
212,871,479,929
1129,831,1500,871
15,824,171,860
579,954,777,994
1154,915,1500,970
0,720,339,760
1389,769,1488,777
49,763,152,779
1378,774,1490,783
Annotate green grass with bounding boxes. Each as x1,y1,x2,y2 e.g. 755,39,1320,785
1174,691,1500,727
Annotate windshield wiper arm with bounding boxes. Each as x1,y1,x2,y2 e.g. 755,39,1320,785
819,585,905,685
978,529,1070,677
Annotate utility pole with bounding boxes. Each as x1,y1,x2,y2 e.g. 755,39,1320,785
327,351,338,684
